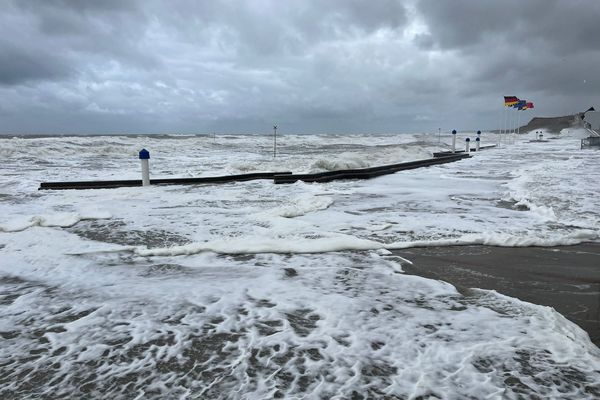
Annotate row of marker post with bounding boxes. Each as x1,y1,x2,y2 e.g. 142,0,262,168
451,130,481,153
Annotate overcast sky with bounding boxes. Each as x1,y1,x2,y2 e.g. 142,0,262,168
1,0,599,134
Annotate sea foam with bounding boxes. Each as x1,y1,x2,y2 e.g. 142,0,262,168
1,132,599,398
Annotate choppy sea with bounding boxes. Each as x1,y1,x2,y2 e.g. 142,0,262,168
1,130,599,398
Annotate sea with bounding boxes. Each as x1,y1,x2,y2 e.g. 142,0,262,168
1,130,599,398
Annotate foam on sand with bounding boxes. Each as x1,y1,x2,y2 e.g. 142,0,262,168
1,228,598,398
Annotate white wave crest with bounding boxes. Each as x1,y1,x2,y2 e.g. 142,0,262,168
135,234,383,256
388,230,598,249
0,211,112,232
262,195,334,218
310,154,370,171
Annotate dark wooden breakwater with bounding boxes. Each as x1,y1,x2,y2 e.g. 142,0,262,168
39,154,470,190
432,145,496,158
273,154,470,184
39,171,293,190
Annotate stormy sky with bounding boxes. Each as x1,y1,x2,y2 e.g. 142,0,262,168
1,0,599,134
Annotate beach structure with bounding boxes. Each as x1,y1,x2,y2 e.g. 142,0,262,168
433,129,495,157
580,108,600,148
139,149,150,186
39,151,471,190
451,129,456,152
528,131,549,143
273,124,278,158
39,171,294,190
273,153,470,184
581,136,600,149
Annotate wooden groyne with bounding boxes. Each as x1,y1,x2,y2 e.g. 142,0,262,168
273,154,470,184
432,144,496,158
39,171,293,190
39,154,472,190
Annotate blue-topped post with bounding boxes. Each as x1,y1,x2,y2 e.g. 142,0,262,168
465,137,471,153
139,149,150,186
451,130,457,153
475,137,480,151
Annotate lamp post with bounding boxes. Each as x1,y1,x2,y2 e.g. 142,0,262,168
273,125,277,158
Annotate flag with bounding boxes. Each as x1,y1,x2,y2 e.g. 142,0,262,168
504,96,518,106
516,100,527,110
526,102,534,109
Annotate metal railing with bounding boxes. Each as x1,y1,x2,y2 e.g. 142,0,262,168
581,136,600,149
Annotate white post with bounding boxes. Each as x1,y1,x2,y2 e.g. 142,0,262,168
451,130,457,153
465,138,471,153
539,133,544,140
475,137,480,151
139,149,150,186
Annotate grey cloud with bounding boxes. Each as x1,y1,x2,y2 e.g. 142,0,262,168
0,0,598,134
0,41,72,85
153,0,408,62
1,0,157,87
414,0,600,118
417,0,600,54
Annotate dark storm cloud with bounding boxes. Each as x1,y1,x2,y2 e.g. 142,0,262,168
0,0,598,134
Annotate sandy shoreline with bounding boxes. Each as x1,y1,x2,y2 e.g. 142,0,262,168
396,243,600,346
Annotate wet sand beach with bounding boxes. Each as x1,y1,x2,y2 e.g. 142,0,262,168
398,243,600,346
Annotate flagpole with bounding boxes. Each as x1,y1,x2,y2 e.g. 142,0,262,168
512,108,516,144
499,104,504,147
503,105,509,145
512,107,517,144
508,107,513,144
